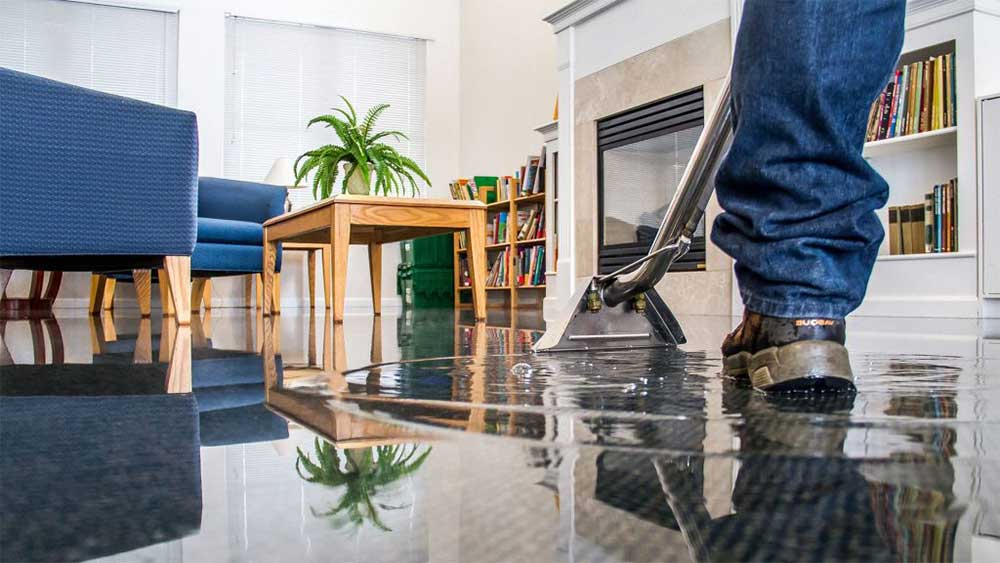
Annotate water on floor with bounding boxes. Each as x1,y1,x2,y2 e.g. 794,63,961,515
1,308,998,562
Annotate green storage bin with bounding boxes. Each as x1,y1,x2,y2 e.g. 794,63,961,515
398,234,455,308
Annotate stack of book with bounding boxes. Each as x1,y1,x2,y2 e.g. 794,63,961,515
449,178,479,200
516,208,545,241
888,177,958,255
866,52,956,142
488,212,509,245
516,246,545,287
495,176,516,202
518,146,546,196
486,249,510,287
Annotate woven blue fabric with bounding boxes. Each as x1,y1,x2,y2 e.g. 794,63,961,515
192,241,282,274
0,68,198,257
199,177,286,224
197,217,263,246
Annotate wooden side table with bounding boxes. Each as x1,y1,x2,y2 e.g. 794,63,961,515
263,195,488,322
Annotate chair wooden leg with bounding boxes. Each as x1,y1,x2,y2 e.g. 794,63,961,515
89,274,103,314
191,278,206,313
158,269,174,316
163,256,191,325
102,278,117,311
132,269,152,317
255,274,264,311
369,243,382,316
272,273,281,314
203,279,213,310
243,275,253,308
307,250,316,309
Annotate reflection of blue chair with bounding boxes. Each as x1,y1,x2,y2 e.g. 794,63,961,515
0,391,202,561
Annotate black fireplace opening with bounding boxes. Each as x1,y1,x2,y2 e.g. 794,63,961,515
597,86,706,275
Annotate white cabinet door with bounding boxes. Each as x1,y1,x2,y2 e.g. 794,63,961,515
983,96,1000,296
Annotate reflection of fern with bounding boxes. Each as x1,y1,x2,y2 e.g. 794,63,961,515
296,439,431,532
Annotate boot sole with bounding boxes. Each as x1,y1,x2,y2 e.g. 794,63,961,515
725,341,855,393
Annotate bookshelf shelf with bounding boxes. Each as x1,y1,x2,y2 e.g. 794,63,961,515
517,284,546,289
876,250,974,262
863,126,957,159
486,242,508,250
487,199,511,210
514,193,546,204
516,237,546,246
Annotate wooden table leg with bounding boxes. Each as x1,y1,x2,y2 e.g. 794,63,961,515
307,250,316,309
243,275,253,308
369,242,382,316
272,273,281,314
255,274,264,310
322,245,332,310
330,205,351,323
467,209,488,320
263,231,278,317
203,279,213,310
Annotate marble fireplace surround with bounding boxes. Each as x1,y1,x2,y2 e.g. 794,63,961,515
574,18,733,316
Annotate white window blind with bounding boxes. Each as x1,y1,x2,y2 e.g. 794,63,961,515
0,0,178,106
224,16,427,210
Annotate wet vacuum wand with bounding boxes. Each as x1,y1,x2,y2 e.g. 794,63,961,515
534,78,733,352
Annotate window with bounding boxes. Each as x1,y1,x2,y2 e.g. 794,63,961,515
224,16,427,210
0,0,178,106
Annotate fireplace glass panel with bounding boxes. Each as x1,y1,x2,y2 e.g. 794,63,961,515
601,126,703,247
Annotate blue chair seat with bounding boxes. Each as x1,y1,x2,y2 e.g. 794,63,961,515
197,217,263,246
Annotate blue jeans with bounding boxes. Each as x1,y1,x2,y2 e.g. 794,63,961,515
711,0,906,319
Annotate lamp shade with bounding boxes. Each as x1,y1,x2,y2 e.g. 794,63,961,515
263,157,297,186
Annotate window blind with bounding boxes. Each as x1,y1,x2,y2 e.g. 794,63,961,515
0,0,178,106
224,16,427,210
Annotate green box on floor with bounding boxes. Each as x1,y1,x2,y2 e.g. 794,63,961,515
398,234,455,308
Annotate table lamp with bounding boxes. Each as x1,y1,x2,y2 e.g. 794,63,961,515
264,157,304,212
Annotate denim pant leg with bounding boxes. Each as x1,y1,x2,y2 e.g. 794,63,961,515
711,0,906,319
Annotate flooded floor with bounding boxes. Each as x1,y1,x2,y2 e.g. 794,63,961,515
1,308,998,562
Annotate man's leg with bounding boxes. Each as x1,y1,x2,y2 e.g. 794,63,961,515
712,0,906,391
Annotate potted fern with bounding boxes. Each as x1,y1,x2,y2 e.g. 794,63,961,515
293,96,431,198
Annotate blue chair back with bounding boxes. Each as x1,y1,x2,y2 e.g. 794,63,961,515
198,177,286,225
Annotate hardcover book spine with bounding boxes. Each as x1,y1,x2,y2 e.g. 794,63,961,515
924,193,934,253
888,207,901,255
933,184,942,253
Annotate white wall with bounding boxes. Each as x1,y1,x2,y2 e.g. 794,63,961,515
8,0,460,311
458,0,563,175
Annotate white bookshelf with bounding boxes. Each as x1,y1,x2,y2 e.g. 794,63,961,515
852,4,1000,319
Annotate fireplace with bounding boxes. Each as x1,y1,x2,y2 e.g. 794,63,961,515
597,86,706,274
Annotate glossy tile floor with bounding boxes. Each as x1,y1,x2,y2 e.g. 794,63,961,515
1,307,998,562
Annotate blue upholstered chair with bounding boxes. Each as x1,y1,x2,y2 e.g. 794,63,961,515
0,68,199,323
94,177,287,315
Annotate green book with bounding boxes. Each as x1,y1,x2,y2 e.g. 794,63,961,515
474,176,499,203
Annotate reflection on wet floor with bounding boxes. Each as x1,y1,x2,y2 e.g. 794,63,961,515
1,308,998,562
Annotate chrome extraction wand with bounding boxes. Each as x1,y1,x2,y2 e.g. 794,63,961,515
534,78,733,352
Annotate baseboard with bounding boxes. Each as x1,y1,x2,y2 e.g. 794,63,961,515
851,296,981,318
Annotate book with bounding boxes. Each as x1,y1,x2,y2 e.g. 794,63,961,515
908,204,925,255
888,70,902,137
521,155,540,196
888,207,901,255
900,205,914,254
924,193,934,253
933,184,942,253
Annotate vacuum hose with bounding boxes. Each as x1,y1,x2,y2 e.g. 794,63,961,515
601,78,734,307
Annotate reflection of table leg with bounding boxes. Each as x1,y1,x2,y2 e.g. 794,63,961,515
371,316,382,364
369,243,382,316
42,319,63,364
467,209,487,320
330,206,351,323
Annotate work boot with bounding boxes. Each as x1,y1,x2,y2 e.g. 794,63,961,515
721,310,855,393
